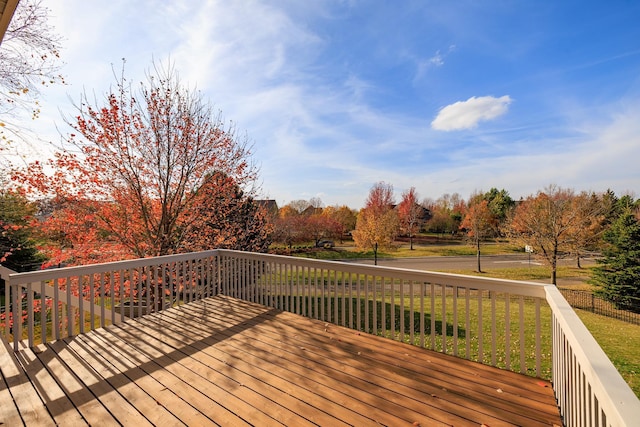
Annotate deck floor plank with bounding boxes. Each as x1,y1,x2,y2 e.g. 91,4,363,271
0,339,55,426
14,344,87,426
139,305,422,427
113,316,331,427
130,316,358,427
30,340,120,426
3,295,563,427
180,297,557,426
0,339,57,427
77,330,214,427
193,297,561,425
90,326,250,426
61,334,186,427
48,338,154,427
100,324,291,426
149,299,474,426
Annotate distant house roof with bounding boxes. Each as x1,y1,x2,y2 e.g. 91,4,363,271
256,199,279,214
300,206,323,216
0,0,19,45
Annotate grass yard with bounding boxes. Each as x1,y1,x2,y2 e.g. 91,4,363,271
574,309,640,398
442,265,594,285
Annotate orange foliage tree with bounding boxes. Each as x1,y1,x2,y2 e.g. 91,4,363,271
180,171,272,253
397,187,424,250
460,198,496,272
322,205,357,243
12,61,260,266
352,182,399,265
508,185,579,285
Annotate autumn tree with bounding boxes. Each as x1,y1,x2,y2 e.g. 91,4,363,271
566,191,607,268
304,214,341,247
590,205,640,313
508,185,579,285
272,205,306,250
460,198,496,273
322,205,357,242
397,187,424,250
180,171,272,253
424,193,465,236
13,61,258,264
352,182,399,265
0,0,63,153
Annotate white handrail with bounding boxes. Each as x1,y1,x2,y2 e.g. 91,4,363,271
546,285,640,426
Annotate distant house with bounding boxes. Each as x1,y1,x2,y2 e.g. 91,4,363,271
255,199,279,217
300,205,323,216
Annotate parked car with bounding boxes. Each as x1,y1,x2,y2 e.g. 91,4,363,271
318,240,335,248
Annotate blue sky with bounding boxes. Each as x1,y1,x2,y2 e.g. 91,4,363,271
16,0,640,208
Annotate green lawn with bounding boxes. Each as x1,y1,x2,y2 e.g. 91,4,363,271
574,309,640,398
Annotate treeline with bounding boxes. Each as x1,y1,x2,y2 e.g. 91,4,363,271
271,183,640,312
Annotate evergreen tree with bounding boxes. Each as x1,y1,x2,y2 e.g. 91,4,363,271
0,188,45,271
590,208,640,313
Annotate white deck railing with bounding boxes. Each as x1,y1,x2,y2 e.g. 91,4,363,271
2,249,639,426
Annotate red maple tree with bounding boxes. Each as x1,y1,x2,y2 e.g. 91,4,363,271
13,61,261,266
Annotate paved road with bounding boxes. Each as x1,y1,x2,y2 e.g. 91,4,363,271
345,254,596,272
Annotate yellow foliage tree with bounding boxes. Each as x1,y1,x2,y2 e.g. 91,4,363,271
352,182,399,264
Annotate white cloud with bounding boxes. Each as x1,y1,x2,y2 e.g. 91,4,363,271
431,95,512,131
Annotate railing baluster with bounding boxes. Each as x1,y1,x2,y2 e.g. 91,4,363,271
535,297,541,376
420,282,425,348
477,288,483,363
453,285,458,356
27,282,34,347
491,290,496,366
373,275,378,335
519,295,525,373
429,283,435,350
364,274,370,333
399,279,404,343
465,287,471,358
505,293,511,370
66,275,73,338
409,280,415,345
441,284,446,353
40,280,47,344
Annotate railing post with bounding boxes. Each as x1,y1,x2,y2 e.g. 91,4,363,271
11,281,19,352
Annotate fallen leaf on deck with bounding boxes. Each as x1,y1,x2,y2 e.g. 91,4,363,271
496,388,503,393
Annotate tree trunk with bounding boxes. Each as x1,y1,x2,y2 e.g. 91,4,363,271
552,242,558,285
374,242,378,266
476,238,482,273
576,252,582,269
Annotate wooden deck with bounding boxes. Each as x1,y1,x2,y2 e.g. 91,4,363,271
1,295,562,426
